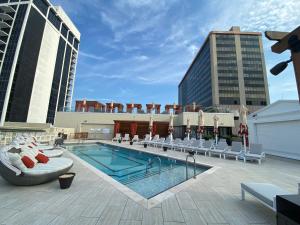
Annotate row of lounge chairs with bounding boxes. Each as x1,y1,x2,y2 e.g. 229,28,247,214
112,133,139,142
0,134,73,186
141,135,266,164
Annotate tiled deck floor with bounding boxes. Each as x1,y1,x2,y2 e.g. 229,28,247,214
0,141,299,225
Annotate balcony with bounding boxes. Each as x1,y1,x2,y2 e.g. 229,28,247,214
0,5,15,13
0,21,11,29
0,13,13,21
0,30,8,36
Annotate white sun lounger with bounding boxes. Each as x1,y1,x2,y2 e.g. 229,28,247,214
223,141,243,160
209,141,229,158
112,133,121,142
243,144,265,164
122,133,130,142
241,182,291,211
132,135,139,142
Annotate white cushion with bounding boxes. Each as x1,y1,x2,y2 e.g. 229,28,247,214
22,158,73,175
43,150,63,158
7,153,27,171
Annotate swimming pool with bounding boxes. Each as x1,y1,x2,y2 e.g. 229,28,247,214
67,143,209,199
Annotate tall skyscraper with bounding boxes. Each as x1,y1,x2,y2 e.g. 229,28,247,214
0,0,80,125
179,26,270,113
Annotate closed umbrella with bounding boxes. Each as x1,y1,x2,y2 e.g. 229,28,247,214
169,113,174,141
149,115,153,140
186,118,191,140
239,105,249,152
213,115,219,145
198,110,205,140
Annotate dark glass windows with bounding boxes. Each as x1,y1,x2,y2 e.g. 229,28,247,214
74,39,79,50
33,0,48,16
61,24,68,38
48,8,61,31
47,38,66,123
68,32,74,44
179,40,212,107
57,45,71,111
6,7,46,122
0,4,27,118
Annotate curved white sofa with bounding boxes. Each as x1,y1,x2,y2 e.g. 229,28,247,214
0,151,73,186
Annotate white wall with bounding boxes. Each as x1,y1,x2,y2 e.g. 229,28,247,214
27,23,60,123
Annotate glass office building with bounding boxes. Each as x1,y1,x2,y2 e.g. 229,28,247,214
0,0,80,125
179,26,269,113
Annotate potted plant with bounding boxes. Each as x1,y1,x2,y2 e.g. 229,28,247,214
144,143,147,148
59,172,75,189
226,136,232,146
130,140,133,145
203,134,210,141
163,146,168,151
118,138,122,143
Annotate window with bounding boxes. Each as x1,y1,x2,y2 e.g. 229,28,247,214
68,32,74,44
61,24,68,38
48,8,61,30
33,0,48,16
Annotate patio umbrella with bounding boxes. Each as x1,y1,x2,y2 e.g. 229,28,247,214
239,105,249,152
198,110,205,140
169,113,174,141
186,118,191,140
149,115,153,140
213,115,219,145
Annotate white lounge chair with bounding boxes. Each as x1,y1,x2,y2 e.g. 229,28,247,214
223,141,243,160
140,134,151,144
243,144,265,164
241,182,291,211
132,135,139,142
209,141,229,158
112,133,121,142
122,134,130,142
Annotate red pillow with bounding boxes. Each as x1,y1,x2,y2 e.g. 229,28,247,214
35,153,49,163
21,156,35,168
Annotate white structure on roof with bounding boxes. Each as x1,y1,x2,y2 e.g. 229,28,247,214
248,100,300,160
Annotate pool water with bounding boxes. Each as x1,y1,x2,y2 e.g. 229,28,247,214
67,143,209,199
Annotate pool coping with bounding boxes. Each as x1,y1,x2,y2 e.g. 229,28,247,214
66,141,219,209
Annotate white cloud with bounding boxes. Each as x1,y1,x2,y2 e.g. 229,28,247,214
80,51,104,61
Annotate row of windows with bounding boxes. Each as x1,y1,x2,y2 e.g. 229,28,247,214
219,98,240,105
218,69,238,73
217,55,236,60
240,35,259,41
242,48,261,53
218,81,239,86
217,47,236,52
216,35,235,40
32,0,79,48
217,50,236,55
246,99,267,106
218,75,238,80
216,43,236,48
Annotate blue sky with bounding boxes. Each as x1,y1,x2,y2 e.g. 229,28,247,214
52,0,300,107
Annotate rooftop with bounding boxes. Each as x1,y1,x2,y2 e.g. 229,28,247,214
1,141,299,225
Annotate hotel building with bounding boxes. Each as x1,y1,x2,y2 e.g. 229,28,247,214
0,0,80,126
178,26,270,114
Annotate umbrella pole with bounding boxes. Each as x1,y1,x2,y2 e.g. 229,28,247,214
243,134,247,152
150,131,152,141
215,134,218,145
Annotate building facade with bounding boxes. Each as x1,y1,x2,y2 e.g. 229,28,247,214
0,0,80,126
179,26,270,114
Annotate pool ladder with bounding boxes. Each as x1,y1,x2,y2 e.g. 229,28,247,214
186,155,196,180
146,156,161,174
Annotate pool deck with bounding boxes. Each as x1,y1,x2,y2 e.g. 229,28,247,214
1,141,300,225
